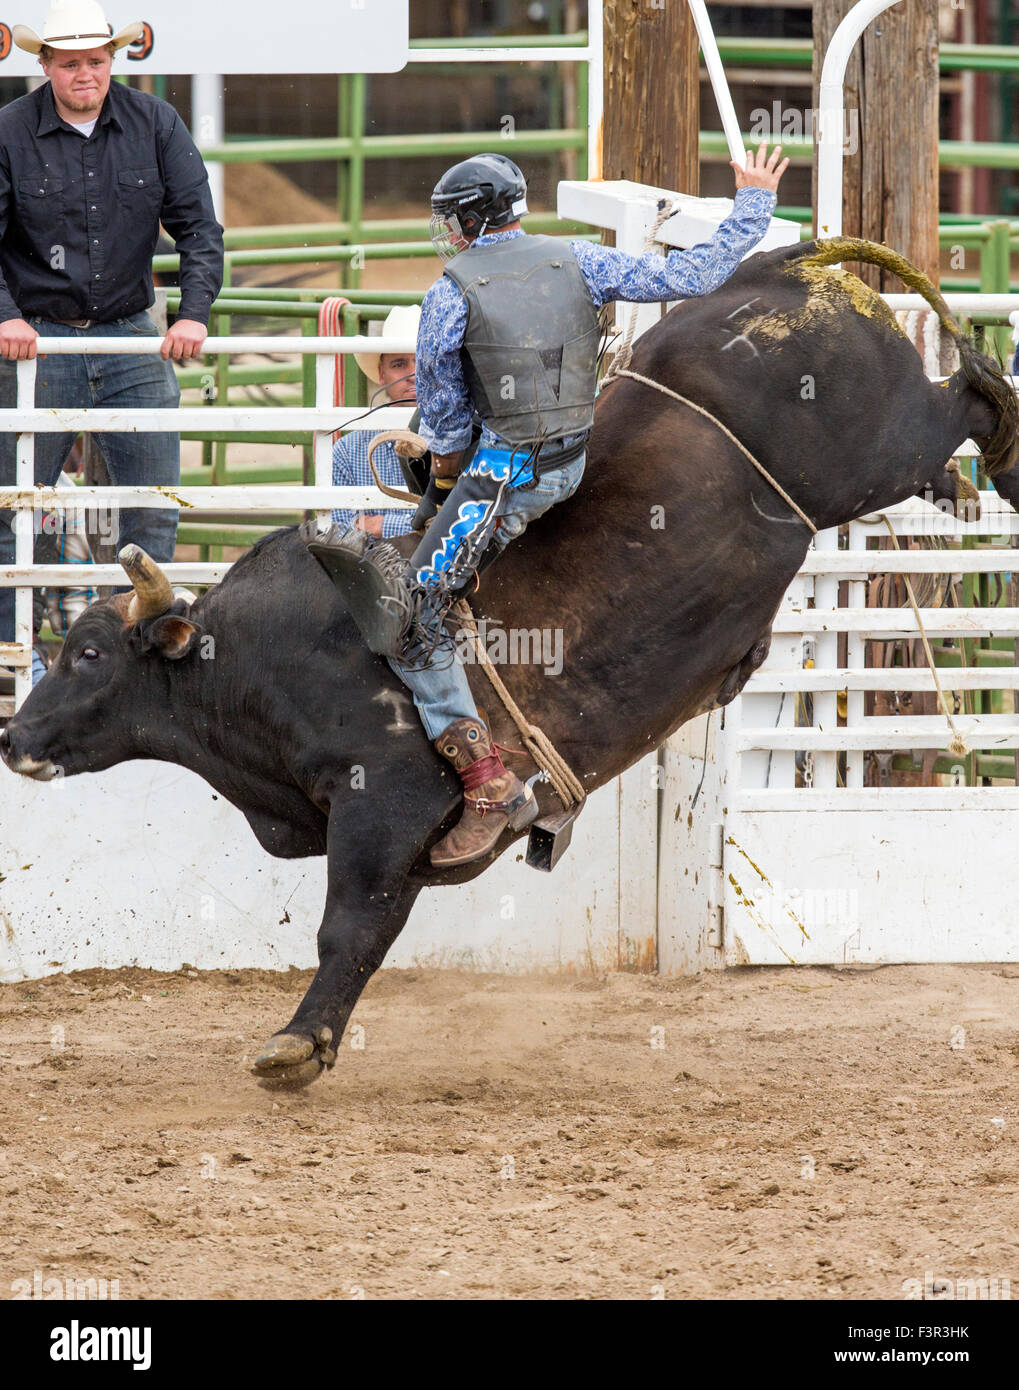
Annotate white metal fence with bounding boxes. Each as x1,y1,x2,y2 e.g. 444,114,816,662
658,324,1019,974
0,334,418,713
735,470,1019,795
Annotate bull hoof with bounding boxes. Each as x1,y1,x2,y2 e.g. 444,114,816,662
253,1056,323,1091
250,1028,335,1091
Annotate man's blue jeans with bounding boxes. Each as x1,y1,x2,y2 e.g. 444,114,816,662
388,453,586,739
0,310,181,643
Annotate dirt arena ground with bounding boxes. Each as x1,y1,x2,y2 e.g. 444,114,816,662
0,962,1016,1301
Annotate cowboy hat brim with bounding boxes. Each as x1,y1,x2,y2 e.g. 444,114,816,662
353,351,385,385
354,305,421,384
13,20,144,54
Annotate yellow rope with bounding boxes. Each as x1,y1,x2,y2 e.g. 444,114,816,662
881,516,969,759
452,599,586,809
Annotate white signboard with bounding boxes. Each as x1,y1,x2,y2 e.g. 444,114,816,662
0,0,408,74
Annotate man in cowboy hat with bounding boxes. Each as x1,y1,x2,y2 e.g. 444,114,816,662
0,1,223,660
331,304,422,539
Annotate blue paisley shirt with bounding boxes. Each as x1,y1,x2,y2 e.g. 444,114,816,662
415,185,778,455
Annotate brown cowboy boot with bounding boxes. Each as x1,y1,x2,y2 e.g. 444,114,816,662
431,717,538,868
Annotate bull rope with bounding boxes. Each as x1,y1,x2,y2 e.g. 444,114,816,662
880,516,970,759
451,598,586,809
608,367,818,534
608,372,970,762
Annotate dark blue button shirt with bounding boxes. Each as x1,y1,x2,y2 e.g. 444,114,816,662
0,80,223,325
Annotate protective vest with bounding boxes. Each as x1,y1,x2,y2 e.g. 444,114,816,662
443,235,601,447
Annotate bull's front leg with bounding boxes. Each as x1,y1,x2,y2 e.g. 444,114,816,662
251,803,429,1090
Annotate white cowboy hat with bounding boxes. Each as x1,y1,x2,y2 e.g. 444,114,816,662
354,305,421,386
13,1,143,54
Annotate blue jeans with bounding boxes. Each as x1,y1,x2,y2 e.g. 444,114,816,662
0,310,181,643
389,452,586,739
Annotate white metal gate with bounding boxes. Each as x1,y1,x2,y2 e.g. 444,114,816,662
658,475,1019,973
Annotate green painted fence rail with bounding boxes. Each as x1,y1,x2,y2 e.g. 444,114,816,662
200,128,1019,174
200,128,586,166
698,131,1019,171
710,37,1019,74
219,213,591,250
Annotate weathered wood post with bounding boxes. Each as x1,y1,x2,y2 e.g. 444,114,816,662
602,0,700,194
812,0,940,287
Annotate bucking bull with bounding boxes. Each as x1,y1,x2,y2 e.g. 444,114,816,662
3,237,1018,1089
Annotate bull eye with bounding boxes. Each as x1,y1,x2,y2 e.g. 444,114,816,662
80,646,100,661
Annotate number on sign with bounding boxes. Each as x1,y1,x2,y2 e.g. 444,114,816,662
126,21,154,60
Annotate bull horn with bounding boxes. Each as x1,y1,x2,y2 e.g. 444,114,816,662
119,544,174,621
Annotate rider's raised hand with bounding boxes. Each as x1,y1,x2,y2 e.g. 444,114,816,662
730,142,789,194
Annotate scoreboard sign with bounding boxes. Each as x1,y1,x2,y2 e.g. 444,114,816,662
0,0,408,74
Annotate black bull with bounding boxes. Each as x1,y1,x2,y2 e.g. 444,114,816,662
3,237,1018,1089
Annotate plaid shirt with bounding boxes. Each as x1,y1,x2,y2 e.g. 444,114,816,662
331,429,416,538
416,186,778,455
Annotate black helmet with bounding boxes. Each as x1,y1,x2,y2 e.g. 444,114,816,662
429,153,528,259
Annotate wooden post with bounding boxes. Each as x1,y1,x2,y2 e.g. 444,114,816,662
602,0,700,195
812,0,939,288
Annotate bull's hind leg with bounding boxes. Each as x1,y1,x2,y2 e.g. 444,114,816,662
251,796,436,1090
252,873,424,1090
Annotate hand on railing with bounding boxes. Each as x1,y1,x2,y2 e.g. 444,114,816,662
161,318,209,362
0,318,39,361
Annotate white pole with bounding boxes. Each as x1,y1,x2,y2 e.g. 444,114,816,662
817,0,904,240
687,0,747,170
192,73,225,224
586,0,604,179
13,360,37,711
314,351,335,527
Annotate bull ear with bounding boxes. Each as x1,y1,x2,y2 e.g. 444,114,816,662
141,613,203,661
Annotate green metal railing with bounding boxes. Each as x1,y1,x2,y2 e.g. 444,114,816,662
220,212,585,250
200,127,1019,176
194,30,1019,259
712,37,1019,74
697,130,1019,172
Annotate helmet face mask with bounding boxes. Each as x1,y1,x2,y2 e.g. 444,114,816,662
429,210,470,261
429,154,529,259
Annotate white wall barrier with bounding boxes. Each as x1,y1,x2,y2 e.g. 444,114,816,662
0,760,661,983
658,483,1019,974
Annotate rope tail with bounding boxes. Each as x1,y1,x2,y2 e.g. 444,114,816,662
796,237,1019,477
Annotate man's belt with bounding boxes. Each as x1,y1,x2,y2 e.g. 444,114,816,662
31,316,139,330
465,432,589,488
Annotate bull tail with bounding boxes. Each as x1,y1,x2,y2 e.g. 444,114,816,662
796,237,1018,476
